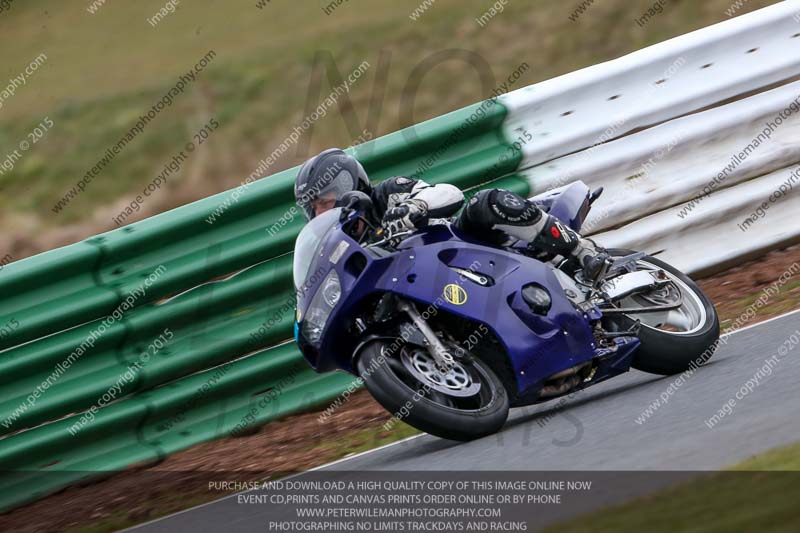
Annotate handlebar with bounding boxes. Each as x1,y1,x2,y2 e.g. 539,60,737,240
366,227,414,249
336,205,415,250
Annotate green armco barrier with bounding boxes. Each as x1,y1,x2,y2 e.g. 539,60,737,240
481,173,531,197
0,242,116,351
0,343,357,512
0,318,129,435
137,343,355,455
0,398,156,509
0,255,296,434
0,95,529,511
0,99,517,352
354,100,511,180
0,167,526,435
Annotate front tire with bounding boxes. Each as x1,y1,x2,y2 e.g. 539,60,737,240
608,249,720,376
356,342,509,441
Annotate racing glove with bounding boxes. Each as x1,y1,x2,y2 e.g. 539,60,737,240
382,199,428,235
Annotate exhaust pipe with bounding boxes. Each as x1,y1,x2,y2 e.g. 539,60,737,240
547,361,591,381
538,362,592,398
539,375,582,398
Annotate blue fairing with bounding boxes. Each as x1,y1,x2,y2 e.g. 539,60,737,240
529,181,592,232
293,183,638,404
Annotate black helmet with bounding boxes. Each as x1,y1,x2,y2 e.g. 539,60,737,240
294,148,370,220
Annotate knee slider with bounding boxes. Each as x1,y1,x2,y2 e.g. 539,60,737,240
488,189,540,225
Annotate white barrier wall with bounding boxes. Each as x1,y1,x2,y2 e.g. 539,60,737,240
499,0,800,167
598,166,800,274
499,1,800,275
528,80,800,233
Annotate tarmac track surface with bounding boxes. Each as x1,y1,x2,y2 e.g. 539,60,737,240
131,310,800,532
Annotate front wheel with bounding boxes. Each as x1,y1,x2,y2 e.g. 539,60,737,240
356,341,509,441
607,249,720,376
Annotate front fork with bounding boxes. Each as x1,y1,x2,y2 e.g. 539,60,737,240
397,300,455,370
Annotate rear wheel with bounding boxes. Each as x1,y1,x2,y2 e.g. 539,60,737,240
607,249,720,375
356,341,509,441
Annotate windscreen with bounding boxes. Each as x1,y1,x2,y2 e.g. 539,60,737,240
292,207,342,288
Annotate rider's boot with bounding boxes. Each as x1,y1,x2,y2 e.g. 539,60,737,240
455,189,609,280
530,214,610,281
574,240,611,281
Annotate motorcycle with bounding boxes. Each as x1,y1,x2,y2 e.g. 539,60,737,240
292,182,720,441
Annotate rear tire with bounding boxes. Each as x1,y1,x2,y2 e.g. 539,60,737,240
356,342,509,441
608,249,720,376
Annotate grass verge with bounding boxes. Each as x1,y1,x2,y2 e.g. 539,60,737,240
542,442,800,533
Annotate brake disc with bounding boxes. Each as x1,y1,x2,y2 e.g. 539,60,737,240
637,280,681,306
400,348,481,397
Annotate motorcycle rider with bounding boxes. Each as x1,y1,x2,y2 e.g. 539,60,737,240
294,148,609,279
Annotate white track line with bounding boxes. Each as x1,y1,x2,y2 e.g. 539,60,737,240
720,307,800,337
125,307,800,530
305,308,800,470
123,438,426,530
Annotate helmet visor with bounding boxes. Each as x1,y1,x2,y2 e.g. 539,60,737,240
297,169,354,220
